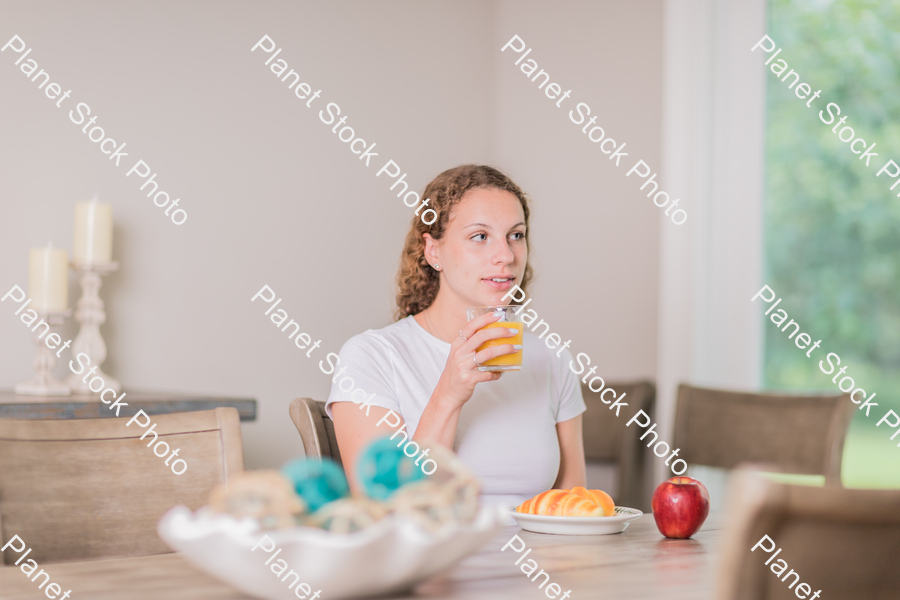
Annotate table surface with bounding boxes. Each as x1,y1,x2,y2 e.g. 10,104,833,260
0,514,723,600
0,390,257,421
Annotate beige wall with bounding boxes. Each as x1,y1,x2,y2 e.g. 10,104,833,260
0,0,663,469
492,0,662,379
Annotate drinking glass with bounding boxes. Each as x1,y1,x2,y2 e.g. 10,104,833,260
465,305,524,371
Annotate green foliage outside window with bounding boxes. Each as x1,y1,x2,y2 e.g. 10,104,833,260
764,0,900,487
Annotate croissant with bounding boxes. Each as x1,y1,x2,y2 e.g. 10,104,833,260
569,486,616,517
517,488,616,517
517,489,606,517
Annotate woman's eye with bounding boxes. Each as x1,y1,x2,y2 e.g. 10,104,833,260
471,233,487,241
510,232,525,241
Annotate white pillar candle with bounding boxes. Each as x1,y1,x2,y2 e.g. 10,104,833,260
29,243,69,313
73,199,113,264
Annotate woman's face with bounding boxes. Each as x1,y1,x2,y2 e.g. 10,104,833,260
426,187,528,308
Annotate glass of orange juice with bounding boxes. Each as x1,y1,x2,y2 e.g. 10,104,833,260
465,305,524,372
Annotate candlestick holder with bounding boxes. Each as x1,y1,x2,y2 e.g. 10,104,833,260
15,309,73,396
67,261,120,394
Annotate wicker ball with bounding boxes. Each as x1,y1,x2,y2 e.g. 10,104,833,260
419,444,480,523
307,497,389,534
356,437,425,500
388,479,457,532
208,470,305,529
280,457,349,512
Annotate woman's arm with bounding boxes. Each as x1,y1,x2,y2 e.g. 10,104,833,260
553,415,586,489
332,403,405,494
412,397,463,449
410,312,516,448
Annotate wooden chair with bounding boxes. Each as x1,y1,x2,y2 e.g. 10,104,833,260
289,398,342,467
0,407,243,565
718,468,900,599
673,384,855,485
581,380,655,510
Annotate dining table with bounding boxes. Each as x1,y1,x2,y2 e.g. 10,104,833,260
0,513,723,600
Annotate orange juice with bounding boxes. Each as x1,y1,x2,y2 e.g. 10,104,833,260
476,321,524,370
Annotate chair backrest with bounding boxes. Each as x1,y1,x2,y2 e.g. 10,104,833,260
289,398,343,467
673,384,854,485
0,407,243,565
581,380,655,509
718,469,900,599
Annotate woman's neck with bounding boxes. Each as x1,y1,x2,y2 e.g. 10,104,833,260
416,292,472,344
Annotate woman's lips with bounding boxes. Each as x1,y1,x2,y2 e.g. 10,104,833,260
483,277,514,290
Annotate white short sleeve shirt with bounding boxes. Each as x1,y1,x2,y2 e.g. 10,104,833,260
325,315,585,508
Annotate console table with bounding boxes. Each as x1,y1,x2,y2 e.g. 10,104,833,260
0,390,257,421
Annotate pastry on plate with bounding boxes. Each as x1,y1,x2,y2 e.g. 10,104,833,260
517,488,616,517
569,486,616,516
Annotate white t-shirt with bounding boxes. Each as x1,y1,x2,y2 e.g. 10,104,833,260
325,315,585,508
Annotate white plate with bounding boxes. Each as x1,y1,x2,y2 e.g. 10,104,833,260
508,506,643,535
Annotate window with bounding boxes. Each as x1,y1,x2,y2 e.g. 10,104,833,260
764,0,900,487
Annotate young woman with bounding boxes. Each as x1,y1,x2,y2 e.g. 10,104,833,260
327,165,586,507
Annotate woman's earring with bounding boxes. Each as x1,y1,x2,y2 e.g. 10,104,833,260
433,264,440,270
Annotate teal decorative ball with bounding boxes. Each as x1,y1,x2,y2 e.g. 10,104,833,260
280,457,349,512
357,437,425,500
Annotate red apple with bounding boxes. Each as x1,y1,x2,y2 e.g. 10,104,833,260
651,476,710,539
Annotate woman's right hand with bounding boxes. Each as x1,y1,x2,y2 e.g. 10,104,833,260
430,311,521,410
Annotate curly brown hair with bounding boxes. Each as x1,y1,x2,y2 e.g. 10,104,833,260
394,165,533,320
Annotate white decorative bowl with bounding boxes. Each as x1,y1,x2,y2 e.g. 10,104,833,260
158,503,504,600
